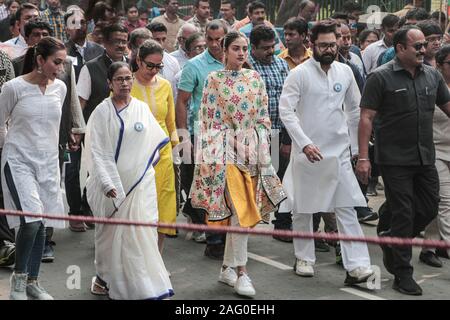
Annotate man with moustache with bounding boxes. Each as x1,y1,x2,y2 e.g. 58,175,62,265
357,26,450,296
279,20,374,284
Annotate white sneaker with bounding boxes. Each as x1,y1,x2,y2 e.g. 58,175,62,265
234,273,256,297
294,259,314,277
10,272,27,300
218,266,238,287
26,281,54,300
193,232,207,243
345,266,374,285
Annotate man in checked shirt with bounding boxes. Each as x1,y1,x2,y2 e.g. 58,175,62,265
41,0,66,42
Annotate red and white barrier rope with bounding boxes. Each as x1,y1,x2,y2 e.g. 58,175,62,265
1,208,450,249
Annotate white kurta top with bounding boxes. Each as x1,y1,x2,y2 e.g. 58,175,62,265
84,97,173,300
279,58,366,213
0,77,67,228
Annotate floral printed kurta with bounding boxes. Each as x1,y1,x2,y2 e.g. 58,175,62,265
190,69,286,221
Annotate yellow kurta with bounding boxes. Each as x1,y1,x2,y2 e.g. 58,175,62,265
131,76,179,235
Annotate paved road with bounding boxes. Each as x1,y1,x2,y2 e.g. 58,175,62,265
1,190,449,300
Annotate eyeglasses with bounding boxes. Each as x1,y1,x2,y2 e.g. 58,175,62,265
411,41,428,51
316,42,337,51
142,60,164,70
113,76,133,83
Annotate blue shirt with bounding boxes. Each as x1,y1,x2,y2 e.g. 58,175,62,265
178,50,223,135
248,54,289,129
239,23,284,55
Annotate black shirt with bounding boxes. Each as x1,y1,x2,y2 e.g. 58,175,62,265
361,57,450,166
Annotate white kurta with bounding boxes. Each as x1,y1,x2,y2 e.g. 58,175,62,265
0,77,67,228
279,58,366,214
84,97,173,300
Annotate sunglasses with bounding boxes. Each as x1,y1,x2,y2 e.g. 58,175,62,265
142,60,164,70
411,41,428,51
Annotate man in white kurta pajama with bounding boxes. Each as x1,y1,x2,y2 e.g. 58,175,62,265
279,21,374,285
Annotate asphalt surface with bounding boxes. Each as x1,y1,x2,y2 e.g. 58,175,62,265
1,187,450,301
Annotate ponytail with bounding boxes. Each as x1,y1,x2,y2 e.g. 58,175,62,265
22,37,66,75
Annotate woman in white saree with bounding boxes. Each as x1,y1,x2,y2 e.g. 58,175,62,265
84,62,173,300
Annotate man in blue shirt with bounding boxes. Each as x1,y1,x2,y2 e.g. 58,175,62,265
176,19,228,259
239,1,284,55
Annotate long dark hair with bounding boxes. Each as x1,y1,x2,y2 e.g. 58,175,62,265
22,37,66,75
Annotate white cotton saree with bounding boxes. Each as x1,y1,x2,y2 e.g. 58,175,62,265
84,97,173,300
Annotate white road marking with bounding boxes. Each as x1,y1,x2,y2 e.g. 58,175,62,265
340,287,386,300
417,273,442,284
248,252,292,270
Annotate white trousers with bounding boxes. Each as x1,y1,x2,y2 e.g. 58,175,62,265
223,213,249,267
423,159,450,256
293,207,371,271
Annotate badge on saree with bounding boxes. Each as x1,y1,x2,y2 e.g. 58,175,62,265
333,83,342,92
134,122,144,132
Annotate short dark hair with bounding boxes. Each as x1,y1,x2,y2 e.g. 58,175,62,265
92,2,114,23
138,39,164,61
249,24,275,47
283,18,308,36
185,32,204,52
102,23,128,42
417,19,443,37
221,0,236,9
205,19,228,34
381,14,400,29
194,0,209,8
431,11,447,23
248,1,265,14
107,61,131,81
405,7,430,21
147,22,168,33
330,12,349,22
310,20,337,43
24,19,53,38
436,44,450,65
393,25,421,53
15,3,39,22
358,29,379,44
125,2,138,13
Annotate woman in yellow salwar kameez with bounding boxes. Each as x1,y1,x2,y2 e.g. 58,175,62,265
190,32,286,298
131,40,179,253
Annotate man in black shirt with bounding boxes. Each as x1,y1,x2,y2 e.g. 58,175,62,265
357,26,450,296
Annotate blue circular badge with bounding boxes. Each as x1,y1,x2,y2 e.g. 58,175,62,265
333,83,342,92
134,122,144,132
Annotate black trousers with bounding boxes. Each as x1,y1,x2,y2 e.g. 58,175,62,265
273,132,292,229
379,164,439,277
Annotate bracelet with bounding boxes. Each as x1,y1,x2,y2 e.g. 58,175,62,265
357,158,370,161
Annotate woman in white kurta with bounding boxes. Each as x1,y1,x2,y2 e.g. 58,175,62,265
0,37,67,300
279,24,372,284
85,62,173,300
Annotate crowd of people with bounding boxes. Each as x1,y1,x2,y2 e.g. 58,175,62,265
0,0,450,300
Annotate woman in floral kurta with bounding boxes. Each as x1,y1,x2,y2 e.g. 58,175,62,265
190,32,285,298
